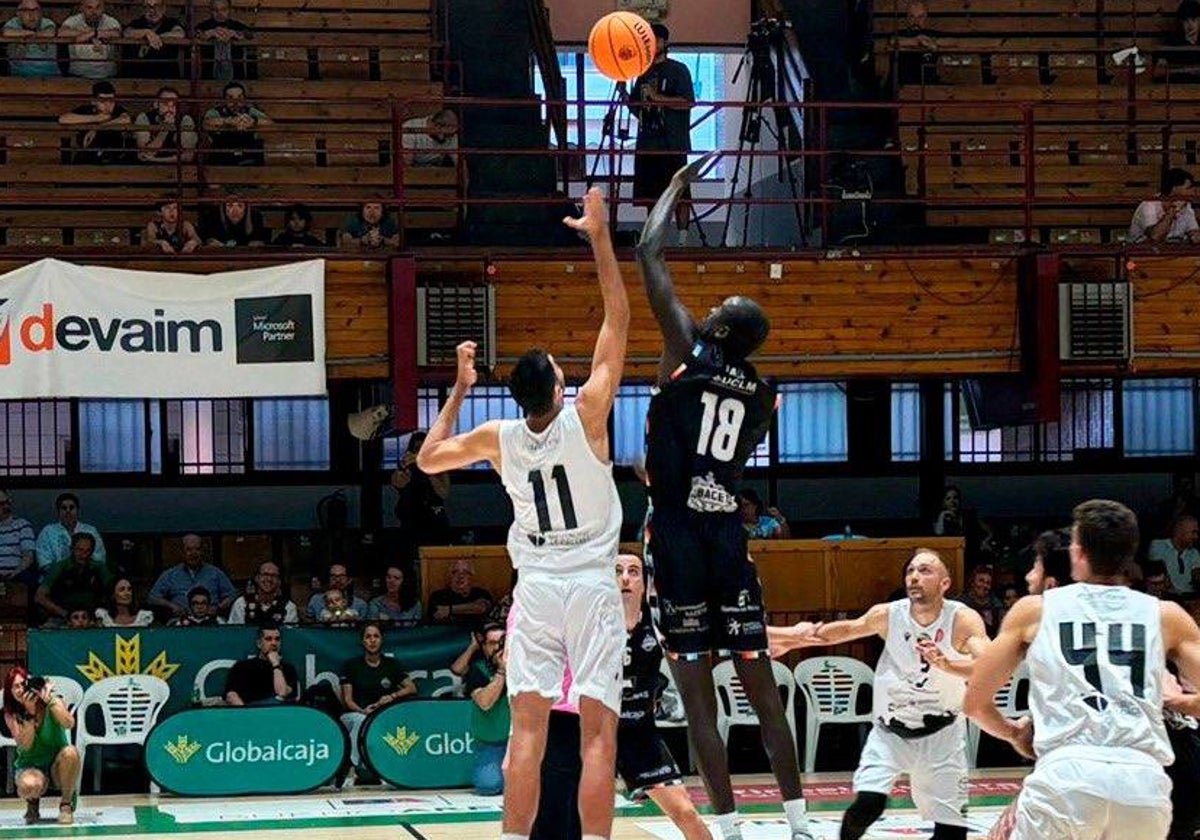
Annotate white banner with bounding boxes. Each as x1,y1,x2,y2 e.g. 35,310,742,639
0,258,326,398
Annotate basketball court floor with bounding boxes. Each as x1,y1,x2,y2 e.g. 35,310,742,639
0,770,1024,839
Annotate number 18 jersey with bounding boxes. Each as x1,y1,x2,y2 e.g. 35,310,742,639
498,404,622,573
1027,583,1173,765
645,341,777,514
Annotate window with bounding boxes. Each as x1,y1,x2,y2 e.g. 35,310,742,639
0,400,69,477
382,388,442,467
165,399,246,474
891,383,921,461
79,400,151,473
613,384,652,466
254,398,331,471
1123,378,1196,457
776,382,847,463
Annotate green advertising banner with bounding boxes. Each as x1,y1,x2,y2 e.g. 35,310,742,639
145,706,348,796
362,700,476,789
28,626,470,716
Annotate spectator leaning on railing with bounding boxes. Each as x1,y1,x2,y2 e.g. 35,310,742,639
203,81,271,166
1129,167,1200,244
2,0,59,78
58,80,131,165
339,201,400,250
122,0,184,79
1156,0,1200,83
58,0,121,80
402,108,459,167
134,86,196,163
199,191,268,247
195,0,253,81
144,198,201,254
272,203,326,248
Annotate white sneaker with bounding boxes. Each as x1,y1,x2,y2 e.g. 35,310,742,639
340,767,357,790
676,229,690,246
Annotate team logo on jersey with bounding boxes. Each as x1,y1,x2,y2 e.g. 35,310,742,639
727,619,741,636
934,629,945,644
687,473,737,513
712,370,758,394
641,634,657,652
736,589,750,608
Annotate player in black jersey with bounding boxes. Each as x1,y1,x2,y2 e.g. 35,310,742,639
636,155,813,840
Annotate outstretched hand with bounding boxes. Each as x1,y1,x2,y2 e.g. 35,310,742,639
768,621,823,658
563,187,609,240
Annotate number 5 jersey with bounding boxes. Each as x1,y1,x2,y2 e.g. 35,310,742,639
1027,583,1173,765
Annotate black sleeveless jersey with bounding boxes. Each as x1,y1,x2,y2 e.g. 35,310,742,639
620,605,663,725
645,341,777,514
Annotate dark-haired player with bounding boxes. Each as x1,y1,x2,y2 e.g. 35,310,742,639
635,154,813,840
418,188,627,840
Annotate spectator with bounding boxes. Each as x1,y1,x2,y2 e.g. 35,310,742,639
402,107,459,167
3,0,59,78
932,484,993,562
147,533,236,619
66,608,93,628
318,588,359,626
391,431,450,562
737,489,788,539
464,623,508,796
305,563,367,621
366,565,422,623
224,624,298,705
171,586,224,626
35,493,106,580
199,193,268,247
58,80,131,165
958,564,1003,636
202,81,270,166
339,622,416,784
1143,561,1179,602
134,86,196,163
0,489,35,582
1001,585,1019,612
893,0,943,86
195,0,252,81
1156,472,1199,538
1129,167,1200,244
271,203,326,248
58,0,120,80
1149,514,1200,596
122,0,184,79
143,198,200,254
339,201,399,250
228,560,298,625
1156,0,1200,82
35,533,110,625
629,23,694,242
4,669,81,826
94,576,153,627
427,559,493,627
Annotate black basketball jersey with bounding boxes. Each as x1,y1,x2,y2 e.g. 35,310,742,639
620,605,663,725
645,340,777,513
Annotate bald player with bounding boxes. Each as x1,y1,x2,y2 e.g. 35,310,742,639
771,549,988,840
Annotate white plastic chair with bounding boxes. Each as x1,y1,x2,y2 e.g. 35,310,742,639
193,659,237,706
712,659,797,747
792,656,875,773
74,675,170,796
967,661,1030,768
0,675,87,793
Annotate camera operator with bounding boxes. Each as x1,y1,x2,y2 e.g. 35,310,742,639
2,669,80,825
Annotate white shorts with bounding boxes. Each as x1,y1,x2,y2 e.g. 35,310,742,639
1012,747,1172,840
507,567,624,715
853,719,969,827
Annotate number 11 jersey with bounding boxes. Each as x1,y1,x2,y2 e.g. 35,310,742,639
499,404,622,573
1027,583,1173,765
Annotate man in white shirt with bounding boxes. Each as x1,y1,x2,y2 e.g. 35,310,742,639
58,0,121,79
1129,167,1200,243
402,108,458,166
1149,514,1200,596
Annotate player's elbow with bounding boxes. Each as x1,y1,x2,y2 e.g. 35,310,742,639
962,687,991,720
415,449,436,473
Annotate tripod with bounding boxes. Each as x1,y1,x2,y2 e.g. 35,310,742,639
721,18,808,248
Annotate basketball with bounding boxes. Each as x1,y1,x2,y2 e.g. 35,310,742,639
587,11,656,82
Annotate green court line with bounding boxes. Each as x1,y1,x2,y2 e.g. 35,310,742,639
0,793,1018,838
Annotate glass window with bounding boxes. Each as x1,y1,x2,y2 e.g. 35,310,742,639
254,398,331,471
1123,378,1196,457
79,400,149,473
0,400,70,477
382,388,443,467
777,382,847,463
891,383,921,462
165,399,246,475
613,383,652,466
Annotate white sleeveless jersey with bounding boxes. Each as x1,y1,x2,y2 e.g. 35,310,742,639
1027,583,1173,765
873,599,969,737
498,404,622,573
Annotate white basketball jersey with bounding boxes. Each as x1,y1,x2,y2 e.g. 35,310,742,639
873,599,968,737
498,404,621,573
1027,584,1173,765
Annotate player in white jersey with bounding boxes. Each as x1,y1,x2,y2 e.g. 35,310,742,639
770,549,988,840
417,188,628,840
966,499,1200,840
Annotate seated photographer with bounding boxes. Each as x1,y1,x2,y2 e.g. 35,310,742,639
338,622,416,785
2,669,80,825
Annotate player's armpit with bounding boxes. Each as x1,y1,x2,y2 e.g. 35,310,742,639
1162,600,1200,691
963,596,1040,739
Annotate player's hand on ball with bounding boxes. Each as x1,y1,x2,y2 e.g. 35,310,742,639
563,187,608,239
1007,716,1035,760
455,341,478,390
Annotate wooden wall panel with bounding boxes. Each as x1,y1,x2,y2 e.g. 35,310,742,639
1127,256,1200,374
484,257,1022,378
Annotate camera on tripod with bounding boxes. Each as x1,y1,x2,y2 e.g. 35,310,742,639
747,17,792,51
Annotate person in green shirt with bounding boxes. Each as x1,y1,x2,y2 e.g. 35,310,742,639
339,622,416,785
3,668,79,825
464,623,509,795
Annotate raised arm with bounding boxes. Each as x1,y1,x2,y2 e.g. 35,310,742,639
963,595,1041,759
415,341,502,475
569,188,628,457
636,154,715,383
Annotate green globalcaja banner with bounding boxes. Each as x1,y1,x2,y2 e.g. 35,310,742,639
145,706,347,795
362,700,476,788
27,626,470,716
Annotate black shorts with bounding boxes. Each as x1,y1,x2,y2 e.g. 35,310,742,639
633,151,689,203
644,505,769,657
1168,725,1200,840
617,719,682,800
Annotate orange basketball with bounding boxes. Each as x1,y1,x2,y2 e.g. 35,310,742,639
588,11,657,82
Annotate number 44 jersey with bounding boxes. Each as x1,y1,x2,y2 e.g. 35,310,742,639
645,342,778,514
499,404,622,573
1027,583,1174,765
